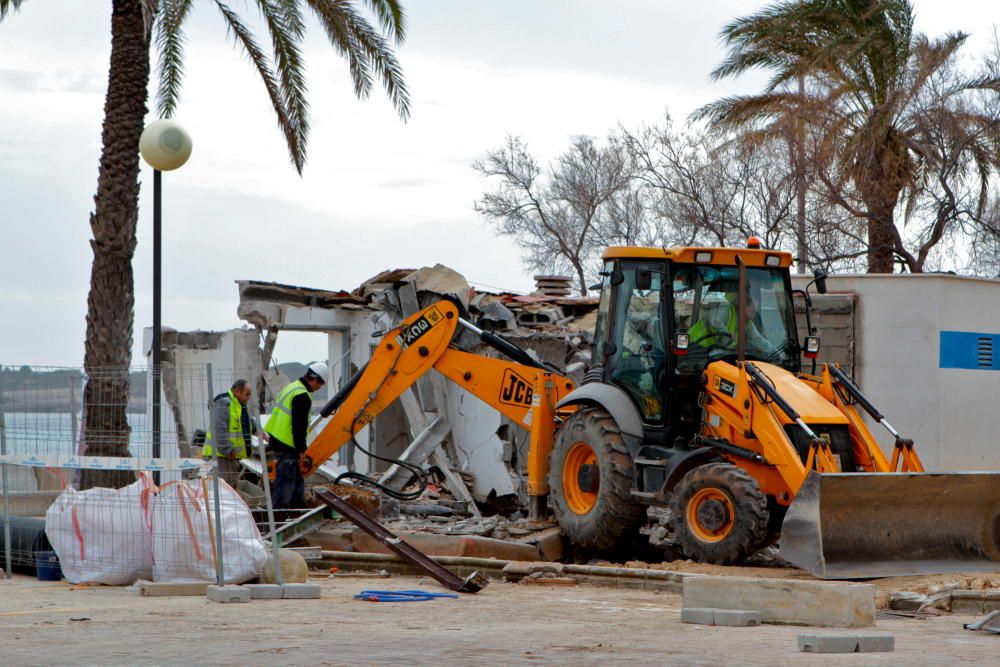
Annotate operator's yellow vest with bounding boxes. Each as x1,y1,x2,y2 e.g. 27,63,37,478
203,389,248,458
264,380,309,447
689,304,738,348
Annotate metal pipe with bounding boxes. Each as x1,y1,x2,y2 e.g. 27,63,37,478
205,362,225,585
0,367,12,579
152,168,162,484
252,410,282,585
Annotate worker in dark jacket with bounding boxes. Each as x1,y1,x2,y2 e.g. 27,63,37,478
264,362,327,508
204,379,255,486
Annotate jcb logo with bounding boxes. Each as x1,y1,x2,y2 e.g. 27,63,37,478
395,306,444,347
499,369,533,407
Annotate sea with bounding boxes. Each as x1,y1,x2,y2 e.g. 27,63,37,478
1,412,152,457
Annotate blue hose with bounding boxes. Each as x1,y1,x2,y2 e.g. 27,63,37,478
354,589,460,602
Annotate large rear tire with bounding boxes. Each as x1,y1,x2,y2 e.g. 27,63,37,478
670,462,768,564
549,407,644,551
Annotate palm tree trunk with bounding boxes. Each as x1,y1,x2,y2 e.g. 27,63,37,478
865,205,896,273
79,0,152,490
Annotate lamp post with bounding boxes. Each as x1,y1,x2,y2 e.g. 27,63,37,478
139,120,192,473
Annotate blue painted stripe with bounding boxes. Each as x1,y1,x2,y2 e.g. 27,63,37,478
940,331,1000,370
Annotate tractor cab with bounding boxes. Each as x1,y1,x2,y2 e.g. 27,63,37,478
591,246,801,439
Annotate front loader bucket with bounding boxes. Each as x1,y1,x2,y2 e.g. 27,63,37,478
780,472,1000,579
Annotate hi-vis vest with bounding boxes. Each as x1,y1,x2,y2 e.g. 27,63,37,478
204,389,248,459
689,304,738,348
264,380,309,448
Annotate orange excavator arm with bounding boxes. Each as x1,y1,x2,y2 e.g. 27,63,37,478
300,300,576,489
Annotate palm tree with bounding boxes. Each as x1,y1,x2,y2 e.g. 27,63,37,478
696,0,1000,273
0,0,408,487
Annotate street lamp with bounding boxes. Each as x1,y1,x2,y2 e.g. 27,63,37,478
140,120,192,470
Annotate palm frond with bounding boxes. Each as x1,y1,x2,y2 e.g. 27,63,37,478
0,0,25,20
155,0,195,118
214,0,306,172
363,0,406,44
307,0,410,120
255,0,310,171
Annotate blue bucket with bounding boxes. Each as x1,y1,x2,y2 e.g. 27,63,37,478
35,551,63,581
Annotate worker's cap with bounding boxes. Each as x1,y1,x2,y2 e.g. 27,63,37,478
306,361,328,384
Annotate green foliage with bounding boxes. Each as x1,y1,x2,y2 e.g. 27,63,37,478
697,0,1000,272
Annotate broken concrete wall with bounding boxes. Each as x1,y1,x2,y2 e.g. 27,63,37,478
142,327,264,460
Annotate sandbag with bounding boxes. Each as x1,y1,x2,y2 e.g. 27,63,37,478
151,479,267,584
44,475,156,585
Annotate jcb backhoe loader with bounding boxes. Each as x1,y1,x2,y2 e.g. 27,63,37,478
297,244,1000,579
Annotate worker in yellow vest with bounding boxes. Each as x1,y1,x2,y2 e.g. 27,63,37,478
264,362,327,509
204,379,255,486
688,290,777,357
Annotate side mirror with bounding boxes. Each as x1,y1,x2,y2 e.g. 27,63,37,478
635,268,652,291
813,268,828,295
610,270,625,286
804,335,821,359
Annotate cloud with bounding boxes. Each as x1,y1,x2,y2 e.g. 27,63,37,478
0,68,41,92
0,68,103,94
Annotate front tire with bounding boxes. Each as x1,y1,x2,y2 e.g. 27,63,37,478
549,407,644,551
669,462,768,564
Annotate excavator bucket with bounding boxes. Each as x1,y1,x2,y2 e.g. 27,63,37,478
780,472,1000,579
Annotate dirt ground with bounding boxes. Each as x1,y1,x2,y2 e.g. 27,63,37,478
1,573,997,666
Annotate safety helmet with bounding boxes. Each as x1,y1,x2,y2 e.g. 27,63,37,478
306,361,329,384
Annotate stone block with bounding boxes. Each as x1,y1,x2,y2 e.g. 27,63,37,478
798,632,894,653
207,585,250,603
139,582,208,597
281,583,321,599
713,609,762,627
245,584,284,600
681,608,762,626
681,608,715,625
682,576,875,628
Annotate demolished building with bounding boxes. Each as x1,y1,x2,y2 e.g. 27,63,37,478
146,265,600,512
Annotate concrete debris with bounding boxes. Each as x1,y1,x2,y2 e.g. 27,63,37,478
532,275,574,297
470,293,517,331
965,610,1000,634
401,264,472,310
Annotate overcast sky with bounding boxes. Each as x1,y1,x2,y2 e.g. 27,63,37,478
1,1,995,367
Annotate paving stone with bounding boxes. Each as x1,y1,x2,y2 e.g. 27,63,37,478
798,632,894,653
681,608,715,625
207,585,250,603
281,583,321,599
683,576,875,627
681,608,762,626
713,609,762,627
244,584,283,600
139,582,208,597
